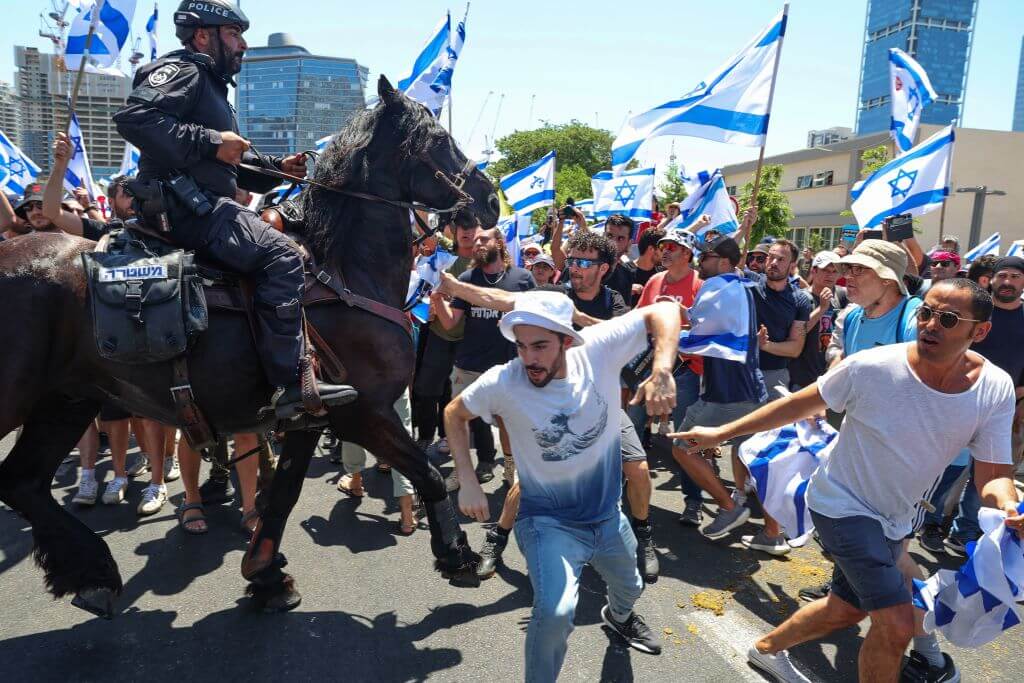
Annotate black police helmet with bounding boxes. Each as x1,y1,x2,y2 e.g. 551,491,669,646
174,0,249,43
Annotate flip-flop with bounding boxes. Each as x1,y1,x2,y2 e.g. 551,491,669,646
177,502,207,535
337,474,365,497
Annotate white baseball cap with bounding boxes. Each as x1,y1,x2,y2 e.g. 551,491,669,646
499,291,585,347
811,251,841,269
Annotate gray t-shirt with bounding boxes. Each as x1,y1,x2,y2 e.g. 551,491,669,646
808,342,1015,540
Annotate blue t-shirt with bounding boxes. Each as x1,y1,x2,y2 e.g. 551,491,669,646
746,271,813,371
842,296,922,356
701,284,768,405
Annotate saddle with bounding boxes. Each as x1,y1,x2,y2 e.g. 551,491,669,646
81,222,411,449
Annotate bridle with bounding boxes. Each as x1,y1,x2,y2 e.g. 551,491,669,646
240,146,478,245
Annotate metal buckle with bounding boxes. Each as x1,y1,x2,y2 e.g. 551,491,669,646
316,271,331,285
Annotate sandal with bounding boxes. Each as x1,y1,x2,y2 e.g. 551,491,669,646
240,508,260,535
337,473,364,497
397,519,417,536
177,502,207,535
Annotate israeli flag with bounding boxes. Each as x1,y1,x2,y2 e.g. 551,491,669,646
476,159,489,172
963,233,1000,264
114,142,139,178
64,0,137,77
1006,240,1024,258
499,151,555,215
739,419,837,539
574,198,594,220
591,170,614,205
64,112,98,201
889,48,937,155
145,3,158,62
429,6,467,107
913,502,1024,647
404,246,459,311
851,125,954,229
666,170,739,240
397,13,451,117
0,130,41,196
611,9,786,171
679,273,754,362
594,167,655,221
678,163,712,196
314,134,332,152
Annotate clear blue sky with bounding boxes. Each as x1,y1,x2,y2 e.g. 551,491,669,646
3,0,1023,174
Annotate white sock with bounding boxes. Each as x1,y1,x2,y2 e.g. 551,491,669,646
913,634,944,667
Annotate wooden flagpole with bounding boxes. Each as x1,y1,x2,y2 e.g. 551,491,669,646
65,3,102,135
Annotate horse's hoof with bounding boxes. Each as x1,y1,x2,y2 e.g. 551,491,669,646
246,575,302,613
71,587,117,619
240,527,274,580
437,560,481,588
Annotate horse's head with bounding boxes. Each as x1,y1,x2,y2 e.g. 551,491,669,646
374,76,499,228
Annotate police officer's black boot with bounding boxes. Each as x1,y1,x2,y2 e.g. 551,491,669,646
476,526,510,580
271,381,358,419
634,518,659,584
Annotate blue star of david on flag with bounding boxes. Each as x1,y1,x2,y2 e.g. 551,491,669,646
613,179,637,205
0,129,41,196
593,167,655,220
907,86,921,118
888,168,917,199
70,134,85,157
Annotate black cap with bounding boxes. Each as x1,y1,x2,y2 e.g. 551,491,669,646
174,0,249,42
698,235,742,266
994,256,1024,275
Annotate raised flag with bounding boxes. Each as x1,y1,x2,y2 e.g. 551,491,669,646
499,151,555,215
1006,240,1024,258
429,6,467,107
115,142,139,178
591,170,614,205
64,112,98,201
0,130,41,196
64,0,137,77
851,125,954,229
963,233,1000,264
594,167,655,221
145,3,158,61
611,9,786,171
666,170,739,240
889,48,937,155
679,273,755,362
396,13,451,116
574,198,594,220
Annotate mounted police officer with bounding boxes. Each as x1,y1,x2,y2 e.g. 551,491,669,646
113,0,352,416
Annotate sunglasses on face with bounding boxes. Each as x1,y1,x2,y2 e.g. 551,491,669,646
566,257,600,269
933,260,956,268
660,242,684,253
25,202,42,211
747,254,767,263
916,304,983,329
841,264,869,277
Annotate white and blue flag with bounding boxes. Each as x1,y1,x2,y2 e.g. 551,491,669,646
913,503,1024,647
0,130,41,196
739,419,837,539
405,246,459,316
429,6,467,108
1006,240,1024,258
679,273,754,362
64,112,98,201
889,48,937,155
678,164,714,196
611,9,786,171
574,198,594,220
64,0,137,77
499,151,555,215
114,142,139,179
963,233,1000,264
145,3,158,61
397,13,451,116
476,159,489,172
668,170,739,240
851,125,954,229
591,170,614,206
499,213,533,267
594,167,655,221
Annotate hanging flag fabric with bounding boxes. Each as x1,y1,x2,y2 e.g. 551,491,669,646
396,13,451,116
1006,240,1024,258
429,6,467,108
611,9,786,171
315,134,332,152
851,125,954,229
678,273,755,362
913,502,1024,647
889,48,937,155
404,246,459,310
499,151,555,215
594,167,655,221
963,233,1000,264
591,170,614,206
500,214,521,267
574,198,594,220
145,3,158,61
476,159,489,172
65,0,137,77
114,142,139,178
738,419,838,539
0,130,42,196
665,170,739,240
64,112,98,200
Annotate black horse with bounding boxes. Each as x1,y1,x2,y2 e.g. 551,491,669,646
0,76,499,617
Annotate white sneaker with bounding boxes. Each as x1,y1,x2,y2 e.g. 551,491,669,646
73,478,98,506
747,647,810,683
126,452,150,477
137,483,167,516
102,477,128,505
445,470,460,492
164,454,180,482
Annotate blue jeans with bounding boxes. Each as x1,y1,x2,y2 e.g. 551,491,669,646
949,460,982,542
627,365,702,503
514,511,644,683
923,462,968,528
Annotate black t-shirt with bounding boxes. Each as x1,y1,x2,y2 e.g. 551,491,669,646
602,261,634,305
746,270,813,371
81,217,115,241
972,304,1024,386
566,284,628,329
788,287,847,388
452,266,535,372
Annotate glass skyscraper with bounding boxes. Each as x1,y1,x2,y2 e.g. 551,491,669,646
855,0,977,136
1014,36,1024,132
236,33,368,158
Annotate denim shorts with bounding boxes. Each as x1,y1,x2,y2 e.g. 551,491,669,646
811,510,909,612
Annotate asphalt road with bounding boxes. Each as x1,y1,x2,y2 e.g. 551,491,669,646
1,429,1022,682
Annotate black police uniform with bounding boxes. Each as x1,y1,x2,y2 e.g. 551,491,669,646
113,50,304,388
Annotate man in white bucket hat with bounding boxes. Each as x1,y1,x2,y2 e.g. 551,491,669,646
445,289,681,681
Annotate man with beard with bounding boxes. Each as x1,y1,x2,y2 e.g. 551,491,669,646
12,184,58,234
447,291,681,679
113,0,351,416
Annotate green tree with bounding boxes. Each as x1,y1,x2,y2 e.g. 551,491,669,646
738,164,793,244
658,161,688,204
859,144,890,178
555,164,592,207
486,120,614,185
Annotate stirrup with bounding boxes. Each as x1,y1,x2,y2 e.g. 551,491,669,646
270,383,358,420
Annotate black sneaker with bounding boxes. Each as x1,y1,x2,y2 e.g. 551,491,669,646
600,605,662,655
798,581,831,602
475,460,496,484
900,650,960,683
199,476,235,505
634,523,659,584
944,536,970,556
678,499,703,527
918,524,946,554
475,528,509,580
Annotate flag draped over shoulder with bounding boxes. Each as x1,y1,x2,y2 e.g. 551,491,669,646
499,151,555,215
0,130,41,196
678,273,753,362
739,419,837,538
611,9,786,171
594,167,654,221
889,48,937,154
65,0,137,77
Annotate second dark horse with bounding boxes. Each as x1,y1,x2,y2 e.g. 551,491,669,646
0,76,500,617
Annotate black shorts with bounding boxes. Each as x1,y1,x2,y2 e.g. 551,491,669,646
99,402,132,422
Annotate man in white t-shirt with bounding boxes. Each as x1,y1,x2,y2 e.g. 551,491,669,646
674,278,1022,683
445,291,681,682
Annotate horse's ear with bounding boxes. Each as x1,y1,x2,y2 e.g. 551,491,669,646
378,75,397,105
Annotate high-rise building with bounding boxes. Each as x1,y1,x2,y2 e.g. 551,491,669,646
807,127,852,149
236,33,368,158
854,0,977,136
1014,36,1024,132
14,46,130,177
0,81,21,141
